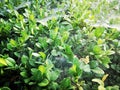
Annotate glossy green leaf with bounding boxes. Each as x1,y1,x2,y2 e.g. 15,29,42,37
10,39,18,47
64,45,73,60
90,60,99,69
21,55,28,65
0,58,7,67
31,68,42,81
94,27,105,38
38,79,49,87
38,65,46,75
69,64,77,74
93,45,102,55
0,87,11,90
49,82,59,90
20,71,28,78
39,52,46,60
101,56,111,68
60,78,71,89
5,57,16,67
92,67,104,74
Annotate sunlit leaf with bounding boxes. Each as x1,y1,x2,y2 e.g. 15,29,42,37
38,65,46,75
92,67,104,74
93,45,102,55
39,52,46,60
92,78,104,86
102,74,109,82
94,27,105,38
6,57,16,67
38,79,49,87
32,53,40,57
0,58,7,67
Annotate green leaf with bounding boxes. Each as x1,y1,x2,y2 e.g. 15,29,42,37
106,85,119,90
38,65,46,75
90,60,99,69
97,39,104,45
0,87,11,90
10,39,18,47
82,64,91,72
20,71,28,78
51,49,58,56
0,58,7,67
45,59,54,70
101,56,111,68
50,27,59,39
62,31,69,42
60,78,71,89
39,52,46,60
7,43,12,50
29,59,35,66
49,82,59,90
24,78,30,84
64,45,73,60
65,45,73,55
6,57,16,67
28,82,36,85
92,67,104,74
69,64,77,74
21,55,28,65
46,70,60,81
79,86,83,90
38,79,49,87
38,37,48,49
94,27,105,38
106,50,115,55
31,68,42,81
93,45,102,55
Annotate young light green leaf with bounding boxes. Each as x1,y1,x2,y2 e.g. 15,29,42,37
46,70,60,81
94,27,105,38
92,67,104,74
39,52,46,60
38,65,46,75
20,71,28,78
93,45,102,55
0,58,7,67
38,79,49,87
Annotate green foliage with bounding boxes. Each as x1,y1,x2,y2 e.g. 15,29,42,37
0,0,120,90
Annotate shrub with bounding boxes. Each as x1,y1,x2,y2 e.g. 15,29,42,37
0,0,120,90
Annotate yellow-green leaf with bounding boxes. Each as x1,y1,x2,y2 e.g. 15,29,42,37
0,58,7,67
92,78,104,86
69,64,77,73
39,52,46,60
38,65,46,75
